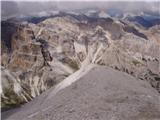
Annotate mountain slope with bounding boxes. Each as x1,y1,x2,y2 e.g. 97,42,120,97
2,66,160,120
1,13,160,111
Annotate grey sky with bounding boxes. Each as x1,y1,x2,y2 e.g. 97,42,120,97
1,1,160,20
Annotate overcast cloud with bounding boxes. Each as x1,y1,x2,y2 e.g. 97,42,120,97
1,0,160,20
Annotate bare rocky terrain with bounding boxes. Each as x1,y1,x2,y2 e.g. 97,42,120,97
2,66,160,120
1,5,160,120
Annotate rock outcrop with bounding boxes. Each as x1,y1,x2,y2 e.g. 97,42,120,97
1,12,160,111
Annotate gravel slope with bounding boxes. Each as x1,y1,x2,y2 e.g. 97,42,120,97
2,65,160,120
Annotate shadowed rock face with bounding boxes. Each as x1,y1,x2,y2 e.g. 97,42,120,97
1,12,160,111
1,22,17,52
124,15,160,28
123,25,148,40
2,66,160,120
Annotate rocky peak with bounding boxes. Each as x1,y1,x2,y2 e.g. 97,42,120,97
1,12,160,111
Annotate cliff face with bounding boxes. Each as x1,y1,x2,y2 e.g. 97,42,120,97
1,13,160,110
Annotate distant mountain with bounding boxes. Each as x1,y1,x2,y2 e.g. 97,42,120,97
3,8,160,29
106,8,123,18
122,13,160,28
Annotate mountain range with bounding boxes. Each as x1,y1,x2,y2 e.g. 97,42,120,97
1,7,160,120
